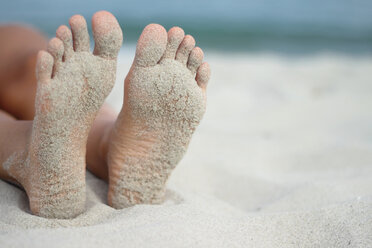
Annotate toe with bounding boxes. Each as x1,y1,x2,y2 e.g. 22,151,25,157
56,25,73,60
196,62,210,89
69,15,90,52
187,47,204,74
134,24,167,67
160,27,185,61
36,51,54,84
47,37,64,76
175,35,195,65
92,11,123,59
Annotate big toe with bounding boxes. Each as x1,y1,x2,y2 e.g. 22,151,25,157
134,24,167,67
92,11,123,59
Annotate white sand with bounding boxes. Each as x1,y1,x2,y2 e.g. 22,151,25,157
1,50,372,247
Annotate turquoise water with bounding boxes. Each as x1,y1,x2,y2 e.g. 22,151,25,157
1,0,371,54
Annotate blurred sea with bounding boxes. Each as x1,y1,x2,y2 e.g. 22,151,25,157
0,0,371,55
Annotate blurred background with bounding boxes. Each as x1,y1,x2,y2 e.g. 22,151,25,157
1,0,371,55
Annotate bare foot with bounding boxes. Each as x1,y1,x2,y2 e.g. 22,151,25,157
3,11,122,218
107,24,210,208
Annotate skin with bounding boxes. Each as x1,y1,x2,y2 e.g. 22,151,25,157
1,11,124,218
107,24,210,208
0,12,210,217
0,15,121,184
0,22,118,183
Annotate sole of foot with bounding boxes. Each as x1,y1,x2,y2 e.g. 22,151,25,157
107,24,210,208
4,11,122,218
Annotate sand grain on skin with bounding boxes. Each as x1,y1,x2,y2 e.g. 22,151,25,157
2,12,122,219
109,52,207,207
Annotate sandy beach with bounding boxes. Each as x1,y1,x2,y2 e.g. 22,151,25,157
1,50,372,247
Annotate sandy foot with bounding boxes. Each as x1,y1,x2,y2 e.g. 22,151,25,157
107,24,211,208
4,11,122,218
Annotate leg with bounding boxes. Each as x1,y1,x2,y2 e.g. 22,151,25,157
0,110,31,184
86,103,116,181
0,25,47,120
